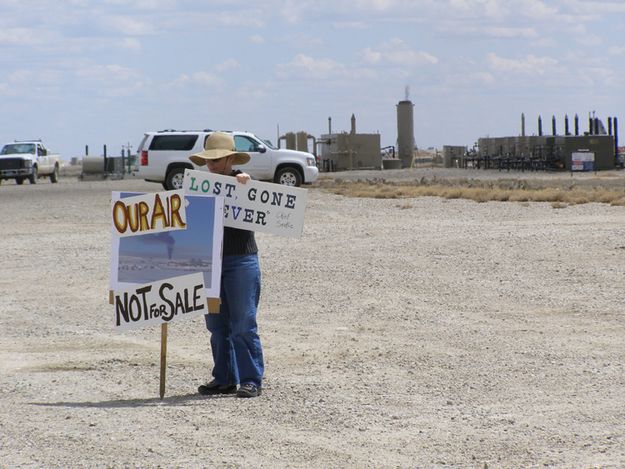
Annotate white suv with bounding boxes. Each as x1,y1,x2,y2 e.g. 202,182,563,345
137,129,318,190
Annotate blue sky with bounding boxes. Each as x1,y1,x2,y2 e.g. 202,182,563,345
1,0,624,159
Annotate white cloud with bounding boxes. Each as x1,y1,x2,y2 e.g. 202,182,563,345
190,71,221,86
483,26,538,39
567,0,625,15
102,15,155,35
360,38,438,66
69,63,147,97
332,21,367,30
216,59,240,72
102,0,177,8
609,46,625,56
576,33,602,47
8,69,63,85
470,71,495,85
119,37,142,52
277,54,347,79
216,12,264,27
442,24,539,39
75,64,140,81
0,28,52,46
486,53,559,75
353,0,398,10
276,33,323,47
445,0,557,20
236,82,269,100
523,0,558,20
249,34,265,44
578,66,619,87
0,82,14,97
482,0,509,19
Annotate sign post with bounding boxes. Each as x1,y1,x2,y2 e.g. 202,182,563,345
160,323,168,399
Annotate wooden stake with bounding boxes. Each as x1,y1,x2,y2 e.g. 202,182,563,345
159,323,168,399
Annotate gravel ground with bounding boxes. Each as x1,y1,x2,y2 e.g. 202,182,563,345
0,169,624,468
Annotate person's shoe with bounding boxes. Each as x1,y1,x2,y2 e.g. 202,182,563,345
198,380,237,396
236,383,262,398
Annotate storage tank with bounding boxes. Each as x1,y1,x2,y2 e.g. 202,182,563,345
396,100,415,168
296,131,309,152
82,156,104,174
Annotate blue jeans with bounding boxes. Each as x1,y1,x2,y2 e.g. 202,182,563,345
205,254,264,388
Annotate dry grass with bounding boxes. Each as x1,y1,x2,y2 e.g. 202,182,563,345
316,179,625,207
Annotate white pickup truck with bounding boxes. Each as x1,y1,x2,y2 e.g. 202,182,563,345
0,141,61,185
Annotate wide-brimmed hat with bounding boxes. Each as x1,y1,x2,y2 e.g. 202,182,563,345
189,132,250,166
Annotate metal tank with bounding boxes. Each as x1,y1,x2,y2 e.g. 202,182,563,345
396,100,415,168
278,132,297,150
296,131,310,152
82,156,104,174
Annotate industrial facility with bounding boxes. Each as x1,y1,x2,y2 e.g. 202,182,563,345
280,89,418,171
459,113,620,172
279,83,622,173
280,115,383,172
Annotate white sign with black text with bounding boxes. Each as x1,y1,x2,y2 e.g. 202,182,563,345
113,272,206,331
183,169,308,237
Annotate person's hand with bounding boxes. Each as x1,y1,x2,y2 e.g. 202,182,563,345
236,172,251,184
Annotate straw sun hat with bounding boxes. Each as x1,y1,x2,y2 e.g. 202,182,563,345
188,132,250,166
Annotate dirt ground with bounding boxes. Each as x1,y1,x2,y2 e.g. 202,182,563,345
1,168,624,468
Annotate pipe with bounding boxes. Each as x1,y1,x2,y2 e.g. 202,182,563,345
589,113,593,135
565,114,569,136
608,117,613,136
103,144,108,172
552,115,556,136
575,114,579,136
350,114,356,135
538,115,542,136
308,135,317,158
328,117,332,135
521,113,525,137
614,117,619,166
85,145,89,156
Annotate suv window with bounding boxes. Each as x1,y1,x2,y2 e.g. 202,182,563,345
149,135,198,151
234,135,261,153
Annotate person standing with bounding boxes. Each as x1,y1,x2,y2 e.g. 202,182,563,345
189,132,264,398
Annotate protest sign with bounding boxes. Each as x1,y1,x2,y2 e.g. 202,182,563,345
109,192,224,398
113,273,206,331
183,169,308,237
110,192,223,300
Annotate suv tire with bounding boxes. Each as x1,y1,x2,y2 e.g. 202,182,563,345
274,166,302,187
165,167,187,190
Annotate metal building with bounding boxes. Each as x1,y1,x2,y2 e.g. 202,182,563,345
319,114,381,171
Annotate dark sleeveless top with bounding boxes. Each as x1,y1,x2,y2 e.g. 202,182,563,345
223,170,258,256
